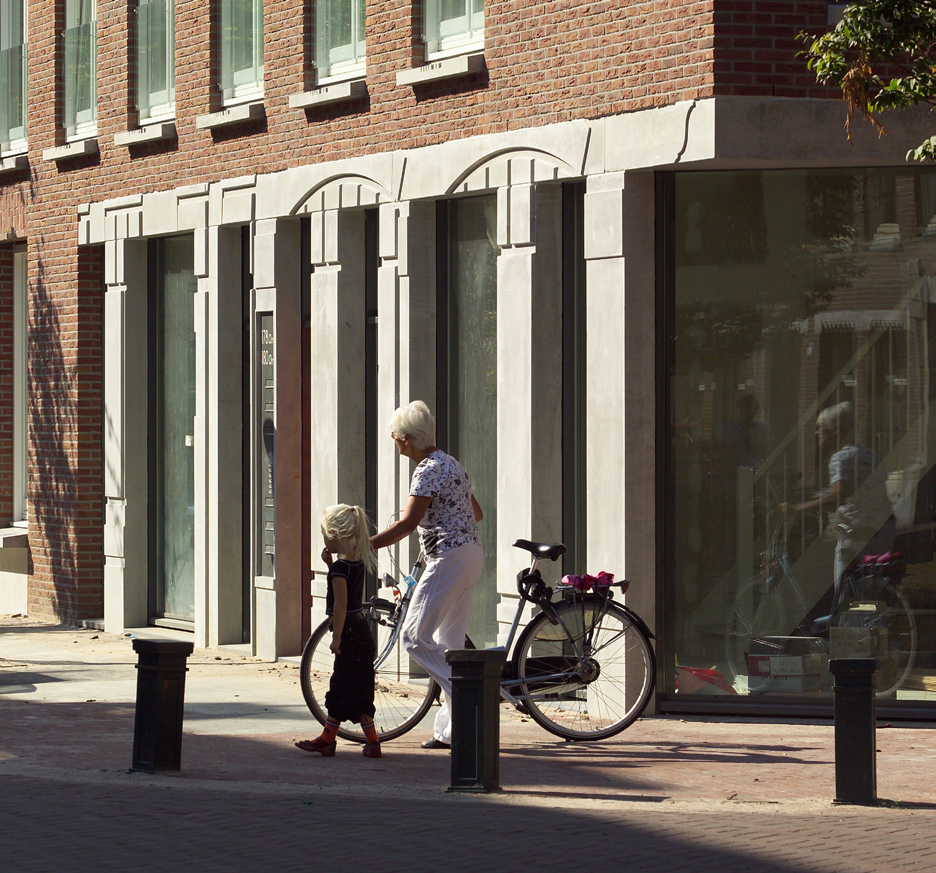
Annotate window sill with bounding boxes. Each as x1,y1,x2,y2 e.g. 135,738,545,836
396,52,486,87
196,101,265,131
289,79,367,109
42,138,99,163
0,154,28,175
115,121,177,147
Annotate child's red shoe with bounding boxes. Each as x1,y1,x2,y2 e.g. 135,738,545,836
361,742,382,758
295,737,337,756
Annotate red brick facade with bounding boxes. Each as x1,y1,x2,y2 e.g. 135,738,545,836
0,1,841,621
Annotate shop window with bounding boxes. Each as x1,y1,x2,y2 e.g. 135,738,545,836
667,168,936,709
315,0,365,81
219,0,264,103
135,0,175,122
0,0,26,153
424,0,483,58
64,0,96,139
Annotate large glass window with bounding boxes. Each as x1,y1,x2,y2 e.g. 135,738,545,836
151,236,197,625
315,0,365,81
441,196,498,648
0,0,26,153
668,168,936,707
136,0,174,122
64,0,96,139
219,0,263,103
425,0,483,58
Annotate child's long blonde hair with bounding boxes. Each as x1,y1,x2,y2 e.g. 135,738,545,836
321,504,378,573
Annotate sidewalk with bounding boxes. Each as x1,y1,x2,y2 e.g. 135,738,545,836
2,617,935,872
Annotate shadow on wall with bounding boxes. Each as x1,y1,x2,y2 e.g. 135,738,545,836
29,245,104,622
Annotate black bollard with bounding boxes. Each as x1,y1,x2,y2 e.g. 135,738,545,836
446,648,507,793
829,657,878,805
131,639,195,773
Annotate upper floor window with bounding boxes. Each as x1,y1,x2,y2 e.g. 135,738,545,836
136,0,175,122
0,0,27,153
425,0,483,58
64,0,96,139
220,0,263,103
315,0,365,81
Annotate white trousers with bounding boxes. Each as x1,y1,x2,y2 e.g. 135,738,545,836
401,542,484,743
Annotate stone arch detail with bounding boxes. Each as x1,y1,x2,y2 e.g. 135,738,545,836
290,175,394,216
446,147,581,195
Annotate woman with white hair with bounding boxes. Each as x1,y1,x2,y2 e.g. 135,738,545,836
783,401,895,586
371,400,484,749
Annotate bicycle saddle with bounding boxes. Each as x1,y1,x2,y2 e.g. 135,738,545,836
513,539,567,561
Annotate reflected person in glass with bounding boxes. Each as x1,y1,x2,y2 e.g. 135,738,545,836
782,401,896,589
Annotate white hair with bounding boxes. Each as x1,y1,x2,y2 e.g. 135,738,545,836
817,401,854,436
388,400,436,450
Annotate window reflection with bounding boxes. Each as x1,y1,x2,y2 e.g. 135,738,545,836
671,169,936,703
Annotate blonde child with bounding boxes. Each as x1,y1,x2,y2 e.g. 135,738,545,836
296,504,381,758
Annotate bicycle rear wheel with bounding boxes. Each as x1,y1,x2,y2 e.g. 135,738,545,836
725,577,789,692
839,571,917,698
512,597,655,741
300,606,438,742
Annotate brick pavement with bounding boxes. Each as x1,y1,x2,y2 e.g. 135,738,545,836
1,769,934,873
2,619,936,872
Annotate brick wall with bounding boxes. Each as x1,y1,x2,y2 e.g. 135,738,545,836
711,0,839,99
0,1,844,621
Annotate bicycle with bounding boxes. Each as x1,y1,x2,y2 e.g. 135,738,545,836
724,507,917,697
300,538,656,743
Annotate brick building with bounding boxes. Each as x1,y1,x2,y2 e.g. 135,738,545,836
2,1,936,717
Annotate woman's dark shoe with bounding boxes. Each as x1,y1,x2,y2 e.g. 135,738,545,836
362,742,382,758
420,737,451,750
295,737,337,756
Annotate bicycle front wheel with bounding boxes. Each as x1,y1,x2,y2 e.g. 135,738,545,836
725,577,789,693
299,607,439,742
512,597,655,741
841,571,917,699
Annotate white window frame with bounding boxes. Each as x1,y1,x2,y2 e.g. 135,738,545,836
136,0,175,123
219,0,264,104
0,0,27,154
63,0,97,140
424,0,483,59
13,248,27,524
315,0,365,83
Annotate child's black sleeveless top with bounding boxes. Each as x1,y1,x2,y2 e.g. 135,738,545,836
325,559,366,615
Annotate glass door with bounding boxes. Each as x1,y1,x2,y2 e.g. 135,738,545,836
151,235,197,624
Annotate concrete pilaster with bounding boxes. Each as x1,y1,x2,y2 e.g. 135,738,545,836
495,183,563,640
103,239,149,633
376,201,436,574
198,225,245,649
584,172,657,672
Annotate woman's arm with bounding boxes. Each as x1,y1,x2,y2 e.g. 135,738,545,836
370,494,432,550
330,577,348,654
782,480,845,517
471,493,483,522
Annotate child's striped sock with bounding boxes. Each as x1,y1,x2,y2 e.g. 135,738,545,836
320,718,340,743
362,721,379,744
